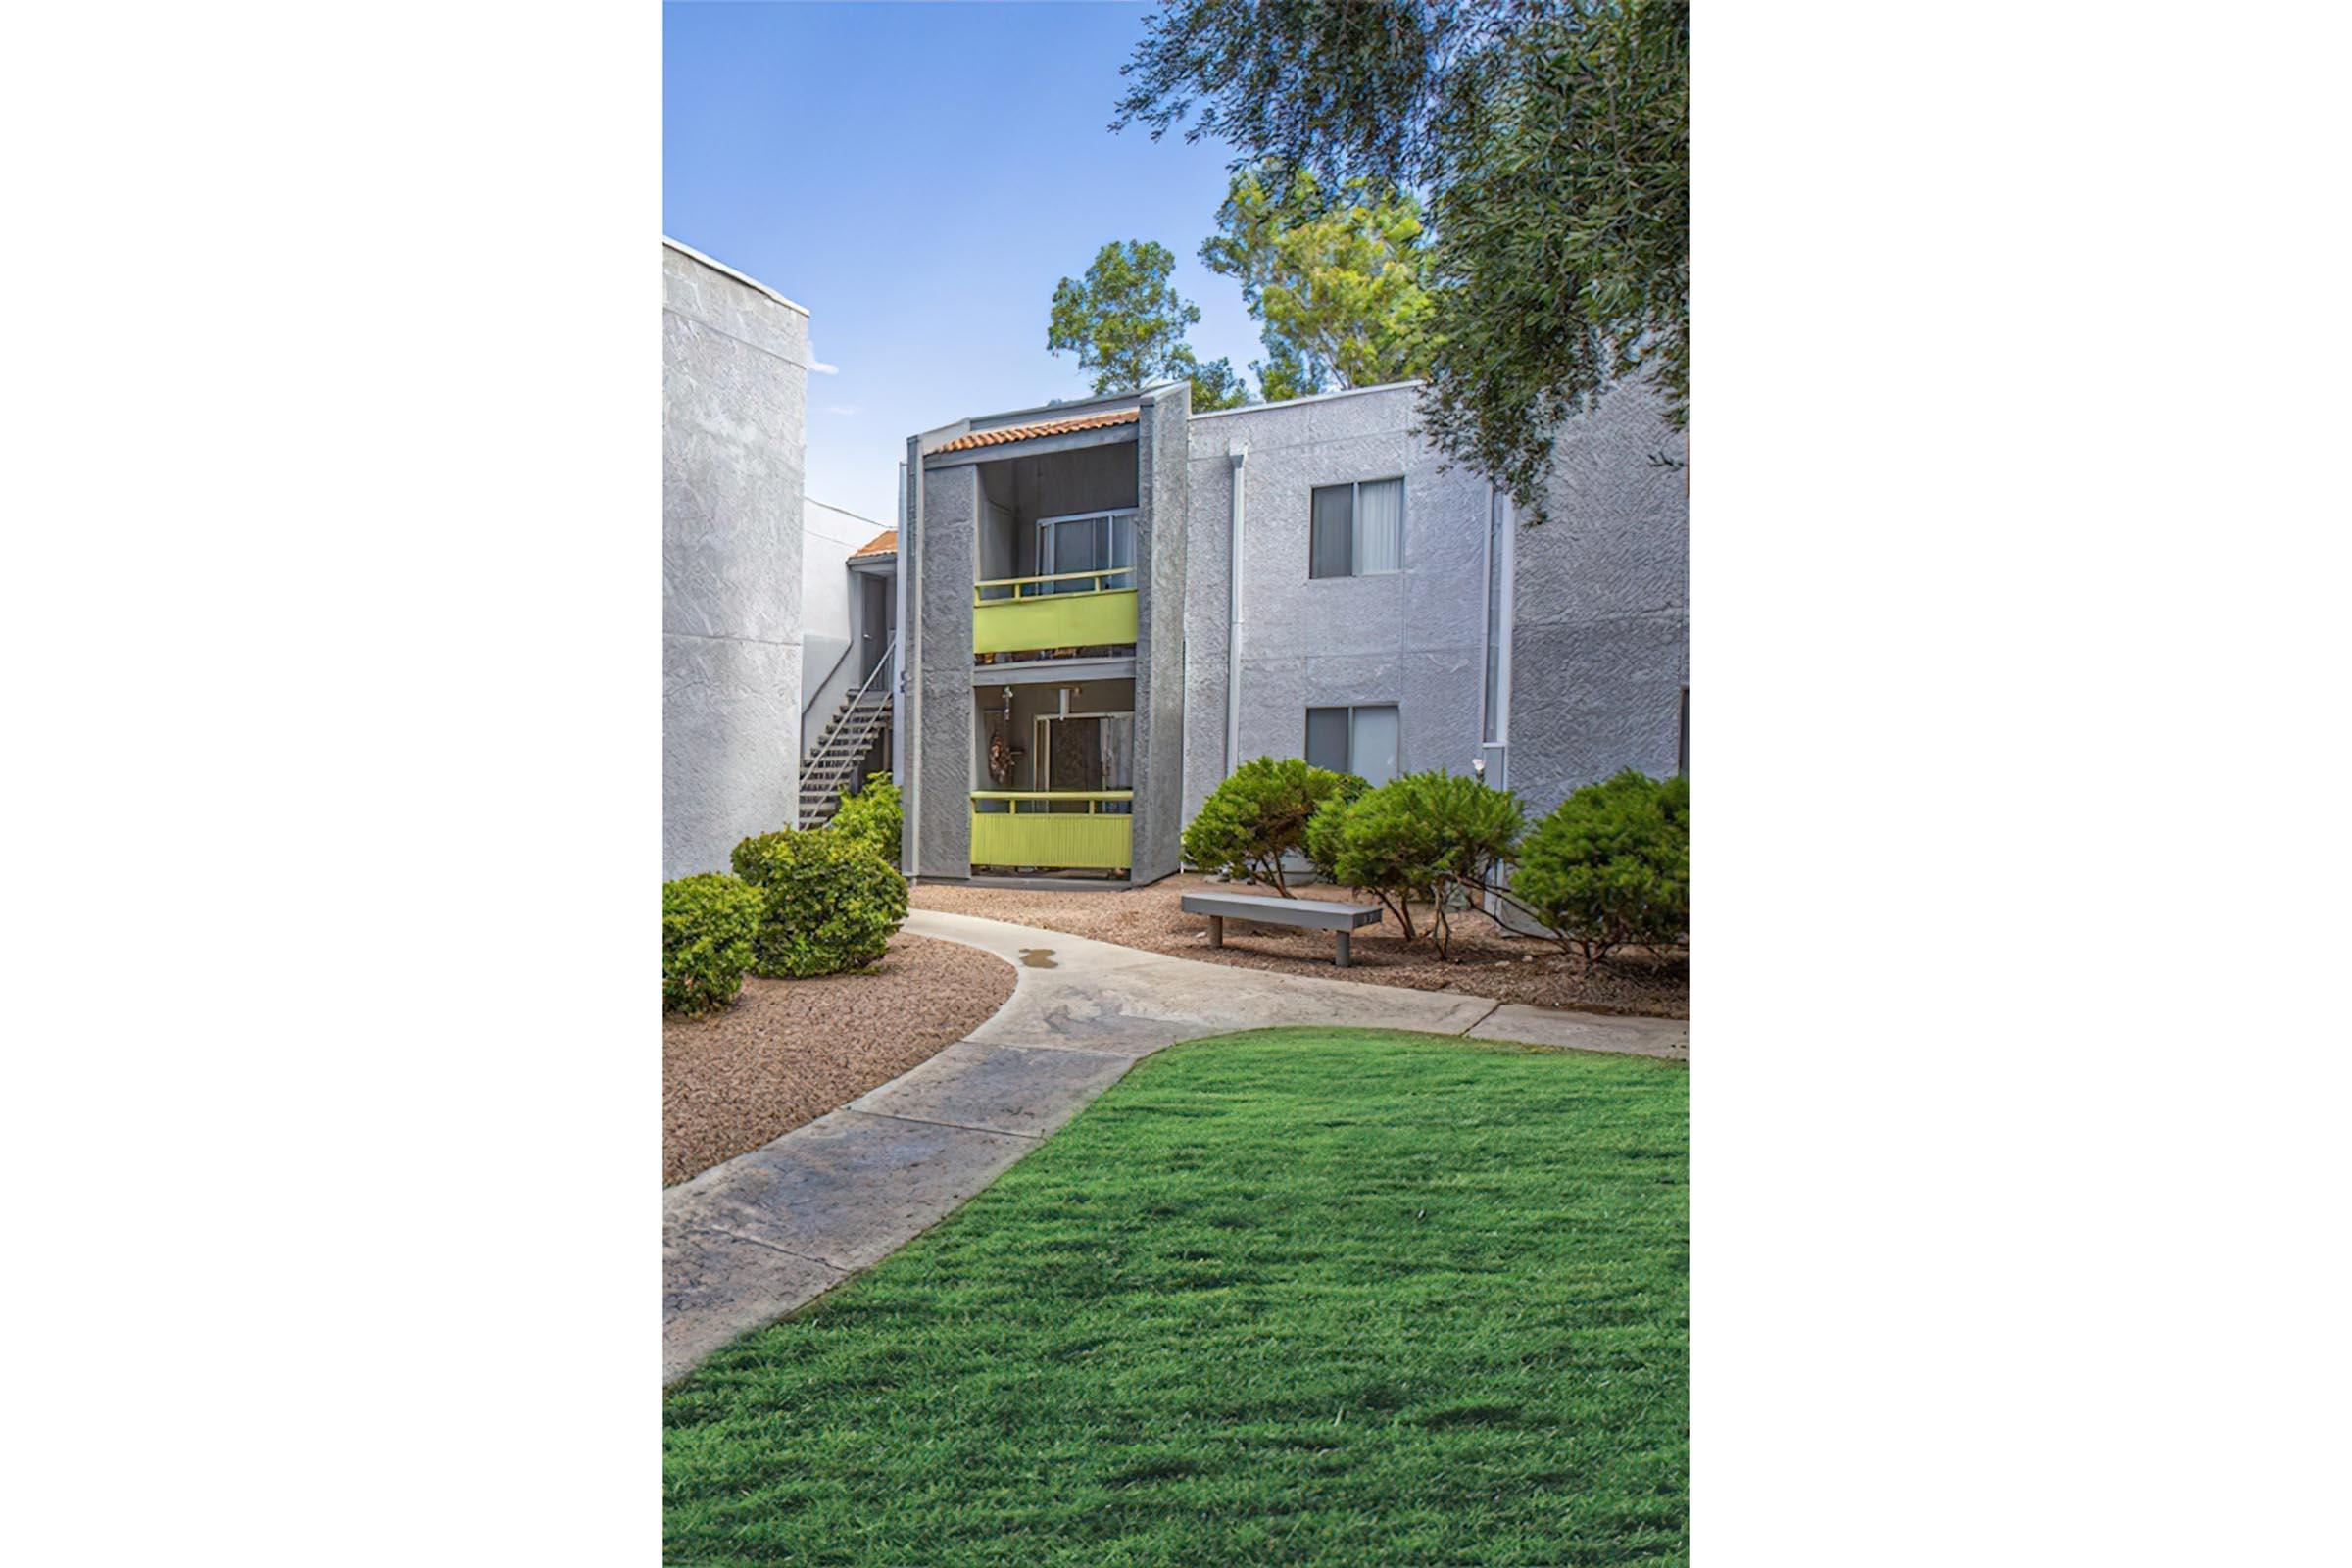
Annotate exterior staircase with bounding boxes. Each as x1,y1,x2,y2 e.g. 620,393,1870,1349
798,645,895,825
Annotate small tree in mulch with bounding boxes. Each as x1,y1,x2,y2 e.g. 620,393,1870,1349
1324,771,1524,959
1509,770,1688,965
1182,756,1361,895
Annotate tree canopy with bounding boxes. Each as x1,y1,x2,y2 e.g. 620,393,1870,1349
1200,165,1435,401
1115,0,1689,520
1046,238,1250,411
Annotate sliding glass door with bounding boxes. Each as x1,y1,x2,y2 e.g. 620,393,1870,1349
1035,712,1135,810
1037,510,1136,592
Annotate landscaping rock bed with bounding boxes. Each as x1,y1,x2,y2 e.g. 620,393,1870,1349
911,873,1688,1018
663,931,1016,1186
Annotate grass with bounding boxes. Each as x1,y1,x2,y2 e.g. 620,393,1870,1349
664,1026,1689,1566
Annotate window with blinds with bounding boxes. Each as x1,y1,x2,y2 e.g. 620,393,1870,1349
1307,477,1404,578
1304,704,1401,786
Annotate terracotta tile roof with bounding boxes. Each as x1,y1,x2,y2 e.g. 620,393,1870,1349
932,406,1139,455
849,528,897,558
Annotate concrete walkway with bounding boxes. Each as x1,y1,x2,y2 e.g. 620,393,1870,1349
663,907,1687,1383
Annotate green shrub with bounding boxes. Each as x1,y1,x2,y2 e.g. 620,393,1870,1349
1328,771,1524,957
1302,772,1373,884
830,771,902,867
1511,770,1689,963
662,873,764,1016
1182,756,1362,893
730,828,909,978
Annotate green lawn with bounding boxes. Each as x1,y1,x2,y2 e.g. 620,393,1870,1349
664,1026,1689,1566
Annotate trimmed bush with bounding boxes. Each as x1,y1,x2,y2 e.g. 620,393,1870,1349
1182,756,1362,894
662,873,764,1016
1512,770,1689,963
1302,771,1373,885
730,828,909,978
1328,771,1523,957
830,771,902,867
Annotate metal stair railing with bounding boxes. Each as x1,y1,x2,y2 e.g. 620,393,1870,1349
797,638,896,823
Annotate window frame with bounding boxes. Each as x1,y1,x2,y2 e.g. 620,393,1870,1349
1303,701,1403,784
1033,508,1138,592
1306,476,1406,580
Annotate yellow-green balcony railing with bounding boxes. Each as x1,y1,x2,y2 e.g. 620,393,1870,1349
969,791,1134,872
972,568,1138,657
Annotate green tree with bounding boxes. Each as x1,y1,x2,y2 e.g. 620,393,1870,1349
1047,239,1250,410
1511,769,1688,964
1181,756,1358,894
1115,1,1689,520
1325,771,1523,959
1200,165,1435,400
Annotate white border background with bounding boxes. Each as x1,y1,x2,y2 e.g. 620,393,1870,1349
6,2,2347,1560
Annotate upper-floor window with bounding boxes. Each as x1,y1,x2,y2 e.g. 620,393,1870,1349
1308,477,1404,578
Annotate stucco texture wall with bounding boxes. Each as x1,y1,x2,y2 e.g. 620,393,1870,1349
1505,375,1689,818
1181,386,1491,828
662,242,809,878
1130,384,1192,883
912,462,978,878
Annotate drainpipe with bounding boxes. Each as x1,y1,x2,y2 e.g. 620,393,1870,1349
1224,440,1247,776
899,452,920,879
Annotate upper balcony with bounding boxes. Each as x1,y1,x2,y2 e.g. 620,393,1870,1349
972,566,1138,657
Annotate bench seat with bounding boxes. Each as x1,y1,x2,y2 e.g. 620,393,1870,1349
1179,890,1383,966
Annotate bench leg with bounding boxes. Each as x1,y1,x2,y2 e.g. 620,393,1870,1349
1207,914,1223,949
1334,930,1350,968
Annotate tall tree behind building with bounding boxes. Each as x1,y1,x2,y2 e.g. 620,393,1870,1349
1200,165,1435,402
1116,0,1689,520
1047,239,1250,410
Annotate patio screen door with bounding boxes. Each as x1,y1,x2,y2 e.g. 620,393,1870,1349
1038,713,1134,808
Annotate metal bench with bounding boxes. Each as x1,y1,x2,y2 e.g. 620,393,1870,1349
1179,890,1384,968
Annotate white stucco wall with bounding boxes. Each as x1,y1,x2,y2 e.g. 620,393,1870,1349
662,239,809,878
1178,376,1688,830
1180,383,1492,828
1505,375,1689,817
800,498,885,716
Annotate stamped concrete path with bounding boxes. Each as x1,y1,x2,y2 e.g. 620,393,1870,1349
663,906,1688,1383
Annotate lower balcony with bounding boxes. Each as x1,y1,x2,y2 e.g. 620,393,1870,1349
973,569,1138,658
969,791,1133,875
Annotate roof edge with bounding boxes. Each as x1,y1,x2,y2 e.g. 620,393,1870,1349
808,498,888,528
958,387,1150,431
1187,378,1426,421
932,407,1140,456
662,237,810,316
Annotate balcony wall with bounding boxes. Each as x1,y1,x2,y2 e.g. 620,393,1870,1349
972,576,1138,656
968,792,1134,872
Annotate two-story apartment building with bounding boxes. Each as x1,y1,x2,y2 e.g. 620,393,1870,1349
882,376,1687,887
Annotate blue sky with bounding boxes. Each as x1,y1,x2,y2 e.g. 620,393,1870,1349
664,1,1260,529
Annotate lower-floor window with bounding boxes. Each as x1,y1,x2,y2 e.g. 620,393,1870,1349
1304,703,1400,786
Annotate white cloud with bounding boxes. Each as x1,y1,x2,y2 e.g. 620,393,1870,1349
821,404,859,416
808,343,840,374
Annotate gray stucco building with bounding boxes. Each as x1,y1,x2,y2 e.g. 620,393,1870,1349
887,376,1687,888
662,239,811,879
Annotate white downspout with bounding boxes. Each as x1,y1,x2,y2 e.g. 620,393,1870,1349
1224,441,1247,775
899,456,920,879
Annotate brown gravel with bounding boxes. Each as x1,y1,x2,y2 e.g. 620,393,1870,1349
663,931,1016,1186
911,872,1688,1018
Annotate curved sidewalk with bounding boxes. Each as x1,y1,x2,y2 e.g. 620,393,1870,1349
663,907,1687,1383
